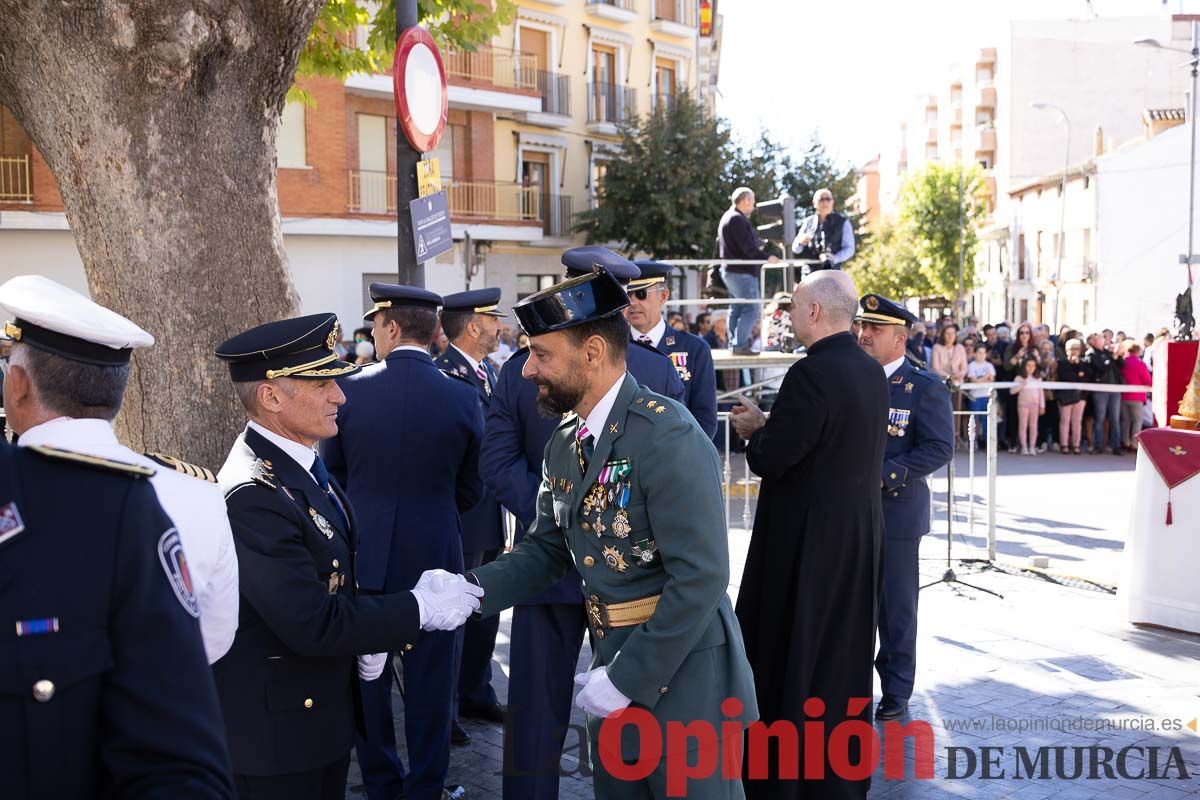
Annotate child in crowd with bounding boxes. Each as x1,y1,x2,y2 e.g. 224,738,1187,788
1010,357,1045,455
1055,338,1089,454
964,344,995,448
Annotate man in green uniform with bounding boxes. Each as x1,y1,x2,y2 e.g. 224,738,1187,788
458,261,758,798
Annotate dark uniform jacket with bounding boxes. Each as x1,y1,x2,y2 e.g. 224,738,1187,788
433,345,505,555
1,443,233,799
323,348,483,592
881,360,955,540
479,347,684,606
215,427,421,777
653,328,718,438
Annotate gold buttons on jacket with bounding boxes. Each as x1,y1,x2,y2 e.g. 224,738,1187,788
660,686,669,695
304,698,314,709
890,472,897,480
583,556,595,567
404,644,414,652
582,522,591,532
32,680,54,702
332,559,340,568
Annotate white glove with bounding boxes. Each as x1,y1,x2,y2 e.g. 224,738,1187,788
574,666,632,717
410,569,484,631
358,652,388,681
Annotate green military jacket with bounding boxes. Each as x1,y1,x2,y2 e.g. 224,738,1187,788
471,374,757,727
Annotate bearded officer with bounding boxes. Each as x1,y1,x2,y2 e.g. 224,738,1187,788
0,301,233,797
856,294,953,721
627,260,717,437
322,285,482,800
458,267,758,798
434,288,508,735
213,313,482,800
0,274,239,663
478,247,686,800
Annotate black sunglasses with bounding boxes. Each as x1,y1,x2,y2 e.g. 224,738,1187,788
631,287,664,300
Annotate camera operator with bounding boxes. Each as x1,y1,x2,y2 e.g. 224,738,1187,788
791,187,855,271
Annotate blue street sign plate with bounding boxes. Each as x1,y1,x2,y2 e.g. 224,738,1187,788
408,190,453,263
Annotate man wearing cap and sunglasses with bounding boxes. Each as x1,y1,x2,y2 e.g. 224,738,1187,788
213,313,482,800
791,188,856,271
455,266,758,798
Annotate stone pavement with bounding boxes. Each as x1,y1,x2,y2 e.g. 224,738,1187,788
347,450,1200,798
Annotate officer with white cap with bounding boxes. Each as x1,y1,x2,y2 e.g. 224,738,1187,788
0,274,240,663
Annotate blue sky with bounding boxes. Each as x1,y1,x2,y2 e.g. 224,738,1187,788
716,0,1198,169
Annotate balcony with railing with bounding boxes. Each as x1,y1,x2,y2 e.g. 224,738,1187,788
652,92,677,114
444,46,542,114
0,155,32,203
588,83,637,134
652,0,697,36
348,170,397,214
520,70,572,127
586,0,638,24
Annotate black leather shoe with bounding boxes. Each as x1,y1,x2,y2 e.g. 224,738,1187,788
876,696,909,720
450,720,471,746
443,786,468,800
459,702,506,724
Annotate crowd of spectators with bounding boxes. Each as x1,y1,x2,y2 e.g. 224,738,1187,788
908,317,1167,456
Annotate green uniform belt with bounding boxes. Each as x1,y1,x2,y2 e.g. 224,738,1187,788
586,593,660,637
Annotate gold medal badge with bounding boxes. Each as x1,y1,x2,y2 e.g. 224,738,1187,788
602,545,628,573
309,508,336,539
611,510,631,538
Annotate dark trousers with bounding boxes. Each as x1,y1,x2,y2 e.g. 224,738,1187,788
503,603,588,800
357,628,463,800
234,755,350,800
1092,391,1122,450
875,536,921,701
458,548,501,712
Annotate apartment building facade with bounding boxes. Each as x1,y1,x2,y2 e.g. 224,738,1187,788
0,0,714,333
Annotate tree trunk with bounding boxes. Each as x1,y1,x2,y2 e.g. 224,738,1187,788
0,0,324,468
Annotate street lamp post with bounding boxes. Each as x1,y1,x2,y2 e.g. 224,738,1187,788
1135,20,1199,339
1030,102,1070,334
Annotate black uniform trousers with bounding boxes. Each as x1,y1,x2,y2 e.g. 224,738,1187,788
875,535,921,701
234,755,350,800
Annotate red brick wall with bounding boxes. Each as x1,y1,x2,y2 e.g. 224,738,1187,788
277,77,347,217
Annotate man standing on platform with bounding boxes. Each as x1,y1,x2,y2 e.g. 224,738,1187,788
717,187,779,355
434,288,508,734
323,286,482,800
479,247,685,800
730,271,887,800
627,260,718,438
857,294,954,721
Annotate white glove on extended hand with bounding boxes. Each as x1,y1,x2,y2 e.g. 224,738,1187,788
358,652,388,681
410,569,484,631
573,666,632,718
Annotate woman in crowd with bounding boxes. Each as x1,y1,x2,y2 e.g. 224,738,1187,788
1002,325,1039,453
1120,342,1152,452
1036,339,1058,453
1055,338,1089,454
1010,356,1046,455
932,322,968,445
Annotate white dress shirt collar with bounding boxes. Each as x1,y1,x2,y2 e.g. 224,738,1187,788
582,374,627,440
19,417,117,449
450,343,483,375
883,355,907,379
634,319,667,349
247,420,317,472
391,344,431,356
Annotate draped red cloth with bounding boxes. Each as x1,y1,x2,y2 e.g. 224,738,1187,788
1137,428,1200,524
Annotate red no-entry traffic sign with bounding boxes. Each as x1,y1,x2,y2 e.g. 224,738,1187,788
392,26,448,153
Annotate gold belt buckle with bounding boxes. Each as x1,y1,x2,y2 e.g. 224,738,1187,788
586,594,610,638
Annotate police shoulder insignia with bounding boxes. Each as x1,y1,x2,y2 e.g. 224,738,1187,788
144,452,216,483
158,528,200,618
440,368,473,385
26,445,154,477
250,458,277,489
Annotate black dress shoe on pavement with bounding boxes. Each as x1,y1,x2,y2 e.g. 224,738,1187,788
459,702,506,724
442,786,468,800
451,720,471,746
876,696,909,720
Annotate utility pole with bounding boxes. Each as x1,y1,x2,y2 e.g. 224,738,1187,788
396,0,424,286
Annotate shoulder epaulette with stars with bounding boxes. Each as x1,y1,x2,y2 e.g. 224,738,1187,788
629,391,677,420
249,458,276,489
25,444,155,478
144,452,216,483
440,368,474,386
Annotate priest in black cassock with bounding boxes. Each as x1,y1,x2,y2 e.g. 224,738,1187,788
730,270,889,800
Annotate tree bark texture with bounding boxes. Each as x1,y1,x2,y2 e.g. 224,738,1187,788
0,0,325,468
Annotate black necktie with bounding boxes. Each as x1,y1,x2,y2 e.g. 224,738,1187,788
309,455,348,533
577,423,594,472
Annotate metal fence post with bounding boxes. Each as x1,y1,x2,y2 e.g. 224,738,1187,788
986,388,998,562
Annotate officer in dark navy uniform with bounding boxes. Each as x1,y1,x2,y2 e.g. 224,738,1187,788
628,260,718,437
214,312,480,800
434,288,507,732
478,247,682,800
323,287,482,800
0,302,234,799
856,294,954,721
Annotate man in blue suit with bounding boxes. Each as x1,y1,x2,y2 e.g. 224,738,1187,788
323,284,482,800
856,293,954,721
479,247,683,800
627,260,718,437
434,288,508,735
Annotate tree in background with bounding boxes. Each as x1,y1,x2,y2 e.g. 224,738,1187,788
0,0,511,467
576,92,734,258
852,161,986,304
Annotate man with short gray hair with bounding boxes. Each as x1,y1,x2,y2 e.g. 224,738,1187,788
729,269,889,798
792,187,855,270
717,186,779,355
